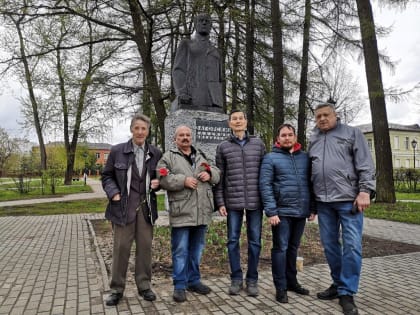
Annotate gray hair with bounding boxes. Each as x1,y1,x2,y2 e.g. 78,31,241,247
174,125,192,139
130,113,151,130
315,102,336,112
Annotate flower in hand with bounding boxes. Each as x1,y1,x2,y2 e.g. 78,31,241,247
200,162,211,172
159,167,169,177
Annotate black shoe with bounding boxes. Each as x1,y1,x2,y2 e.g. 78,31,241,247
339,295,359,315
139,289,156,301
105,292,122,306
187,282,211,295
276,289,288,303
287,283,310,295
173,289,187,302
317,284,338,300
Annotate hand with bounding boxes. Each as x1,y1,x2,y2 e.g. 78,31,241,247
219,206,227,216
197,171,210,182
268,215,280,226
112,193,121,201
354,191,371,212
308,213,317,222
184,176,198,189
150,179,160,189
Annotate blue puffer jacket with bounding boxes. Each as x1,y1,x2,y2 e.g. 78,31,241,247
259,143,311,218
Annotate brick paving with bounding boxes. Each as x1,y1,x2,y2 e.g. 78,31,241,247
1,182,420,314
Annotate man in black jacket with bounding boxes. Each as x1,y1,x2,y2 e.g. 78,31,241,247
215,110,266,296
102,113,162,306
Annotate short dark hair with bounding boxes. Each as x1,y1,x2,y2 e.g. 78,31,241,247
130,113,151,130
277,123,296,135
229,110,247,120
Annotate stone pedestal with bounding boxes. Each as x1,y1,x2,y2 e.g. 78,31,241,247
164,109,229,162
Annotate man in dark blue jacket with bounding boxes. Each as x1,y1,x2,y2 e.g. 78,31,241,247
102,113,162,306
215,110,265,296
259,124,316,303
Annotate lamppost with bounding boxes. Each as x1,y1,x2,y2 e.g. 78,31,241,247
83,152,88,185
411,139,418,169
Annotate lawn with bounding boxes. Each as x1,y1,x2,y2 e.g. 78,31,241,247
0,179,93,201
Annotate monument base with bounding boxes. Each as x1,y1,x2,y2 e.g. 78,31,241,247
164,109,229,162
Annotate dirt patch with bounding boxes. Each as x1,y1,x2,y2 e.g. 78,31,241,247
91,218,420,282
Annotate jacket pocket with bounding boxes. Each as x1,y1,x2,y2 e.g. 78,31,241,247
105,199,125,224
168,191,191,217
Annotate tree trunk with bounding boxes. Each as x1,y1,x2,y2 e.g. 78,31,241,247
271,0,285,140
245,0,256,134
356,0,396,203
128,0,166,148
231,19,240,111
16,20,47,170
297,0,311,149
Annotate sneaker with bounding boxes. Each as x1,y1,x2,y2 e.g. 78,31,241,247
339,295,359,315
317,284,338,300
246,281,259,297
287,283,310,295
173,289,186,302
276,289,288,303
229,280,243,295
187,282,211,295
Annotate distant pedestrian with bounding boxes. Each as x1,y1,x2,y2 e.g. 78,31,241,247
102,113,162,306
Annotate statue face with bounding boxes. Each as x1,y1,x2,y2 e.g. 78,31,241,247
195,14,211,36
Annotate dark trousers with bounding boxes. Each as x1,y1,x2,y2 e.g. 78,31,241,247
271,216,306,290
110,204,153,293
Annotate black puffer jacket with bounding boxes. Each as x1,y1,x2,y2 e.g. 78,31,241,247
215,133,266,211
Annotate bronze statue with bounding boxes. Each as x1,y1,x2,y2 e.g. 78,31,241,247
172,13,223,113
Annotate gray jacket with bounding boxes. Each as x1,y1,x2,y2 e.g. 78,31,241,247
308,121,376,202
157,146,220,227
214,133,266,211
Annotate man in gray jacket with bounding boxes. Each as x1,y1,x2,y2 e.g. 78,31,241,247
157,125,220,303
308,102,376,315
215,110,266,296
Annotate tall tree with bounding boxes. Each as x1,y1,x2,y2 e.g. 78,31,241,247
297,0,311,148
356,0,395,203
271,0,285,140
3,7,48,170
245,0,256,134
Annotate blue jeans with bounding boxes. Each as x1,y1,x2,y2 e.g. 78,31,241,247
171,225,207,290
227,209,262,283
271,217,306,290
317,201,363,296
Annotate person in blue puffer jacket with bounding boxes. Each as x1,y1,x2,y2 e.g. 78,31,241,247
259,123,316,304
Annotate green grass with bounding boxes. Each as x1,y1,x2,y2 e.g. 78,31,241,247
0,198,108,216
396,192,420,200
0,194,166,216
0,182,93,201
365,202,420,225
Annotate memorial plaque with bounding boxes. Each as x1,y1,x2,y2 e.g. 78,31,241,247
195,119,230,143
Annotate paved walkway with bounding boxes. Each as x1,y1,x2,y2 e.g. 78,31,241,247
1,182,420,314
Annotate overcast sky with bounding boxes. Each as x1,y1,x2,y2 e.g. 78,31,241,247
1,2,419,145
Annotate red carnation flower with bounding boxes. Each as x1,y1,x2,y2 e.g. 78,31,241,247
200,162,211,172
159,168,169,177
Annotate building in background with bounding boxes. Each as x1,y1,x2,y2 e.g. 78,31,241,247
358,123,420,169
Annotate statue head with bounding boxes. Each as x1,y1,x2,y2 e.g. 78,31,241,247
194,13,212,36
